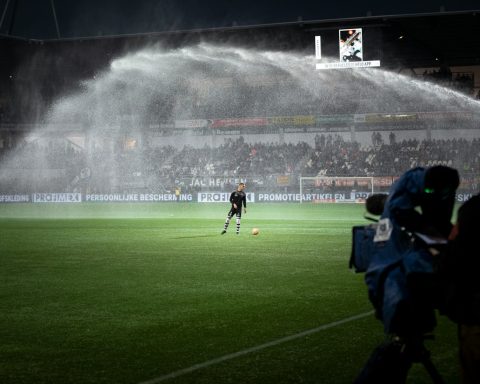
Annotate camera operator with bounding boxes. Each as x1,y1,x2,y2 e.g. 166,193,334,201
354,166,459,383
437,194,480,384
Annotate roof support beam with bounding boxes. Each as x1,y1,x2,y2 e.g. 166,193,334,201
50,0,61,39
0,0,11,31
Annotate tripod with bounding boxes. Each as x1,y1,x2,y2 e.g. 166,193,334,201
399,335,445,384
354,334,445,384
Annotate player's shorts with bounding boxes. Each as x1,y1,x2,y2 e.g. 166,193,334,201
228,207,242,218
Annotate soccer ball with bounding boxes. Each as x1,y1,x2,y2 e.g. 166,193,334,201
251,228,259,235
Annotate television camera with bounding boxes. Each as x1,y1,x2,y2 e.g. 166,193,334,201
350,166,459,384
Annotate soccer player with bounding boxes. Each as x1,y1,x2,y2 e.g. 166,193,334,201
221,183,247,235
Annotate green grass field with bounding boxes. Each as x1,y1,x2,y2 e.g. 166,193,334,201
0,203,460,383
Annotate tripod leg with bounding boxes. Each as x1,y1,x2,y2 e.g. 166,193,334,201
421,357,446,384
353,340,411,384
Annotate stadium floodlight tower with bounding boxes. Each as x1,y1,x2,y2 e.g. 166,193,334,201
299,176,375,203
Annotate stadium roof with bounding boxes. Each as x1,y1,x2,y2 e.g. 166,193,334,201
0,0,479,69
2,8,479,70
0,0,479,40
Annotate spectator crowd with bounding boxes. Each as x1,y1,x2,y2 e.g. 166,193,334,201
0,134,479,195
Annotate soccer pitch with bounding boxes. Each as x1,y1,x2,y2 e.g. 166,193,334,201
0,203,459,384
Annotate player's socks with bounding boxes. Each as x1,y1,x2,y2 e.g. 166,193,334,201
236,218,241,234
223,216,231,231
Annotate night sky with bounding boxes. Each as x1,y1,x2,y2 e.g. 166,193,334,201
0,0,479,39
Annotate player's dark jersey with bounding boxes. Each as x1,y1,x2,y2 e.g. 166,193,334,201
230,190,247,208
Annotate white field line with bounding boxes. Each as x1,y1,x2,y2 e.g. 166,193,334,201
138,310,374,384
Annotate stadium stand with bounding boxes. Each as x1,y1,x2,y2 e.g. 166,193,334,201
1,134,478,195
